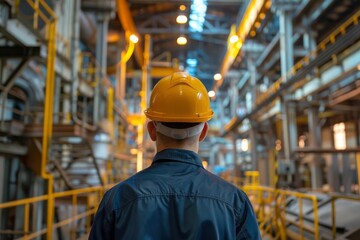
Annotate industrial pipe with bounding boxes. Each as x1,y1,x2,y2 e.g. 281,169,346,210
117,0,144,67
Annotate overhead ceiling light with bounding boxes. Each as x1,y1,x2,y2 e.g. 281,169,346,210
130,34,139,43
176,14,188,24
208,90,215,98
179,5,186,11
229,35,239,44
177,36,187,45
214,73,222,81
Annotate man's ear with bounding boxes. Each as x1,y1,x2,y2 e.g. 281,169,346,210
147,121,157,141
199,122,208,142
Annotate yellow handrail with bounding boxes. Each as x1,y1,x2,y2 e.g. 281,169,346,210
240,185,319,240
331,195,360,239
78,52,100,87
0,185,114,239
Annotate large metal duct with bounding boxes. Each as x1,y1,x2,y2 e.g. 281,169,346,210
79,11,97,45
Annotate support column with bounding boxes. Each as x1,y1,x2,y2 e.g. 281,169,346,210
303,30,316,55
230,78,238,116
250,125,258,170
281,101,297,183
329,154,340,192
0,157,8,231
69,0,81,124
32,177,45,240
342,154,351,193
209,144,219,169
217,96,225,129
277,5,297,186
308,107,323,189
94,14,110,123
53,76,61,124
279,9,294,80
232,133,238,179
247,57,257,111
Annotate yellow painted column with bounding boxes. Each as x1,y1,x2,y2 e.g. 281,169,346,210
136,34,151,171
42,19,57,240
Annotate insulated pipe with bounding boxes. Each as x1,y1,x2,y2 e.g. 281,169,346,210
71,0,96,131
79,11,97,45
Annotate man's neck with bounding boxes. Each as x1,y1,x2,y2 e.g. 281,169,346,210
156,141,199,153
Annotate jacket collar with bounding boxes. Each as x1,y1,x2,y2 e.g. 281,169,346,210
153,148,203,168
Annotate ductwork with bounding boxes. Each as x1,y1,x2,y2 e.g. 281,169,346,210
79,11,97,45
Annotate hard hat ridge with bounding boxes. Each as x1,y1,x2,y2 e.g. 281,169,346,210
144,72,214,123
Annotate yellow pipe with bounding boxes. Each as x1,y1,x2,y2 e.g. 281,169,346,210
121,40,135,64
119,52,127,101
117,0,144,67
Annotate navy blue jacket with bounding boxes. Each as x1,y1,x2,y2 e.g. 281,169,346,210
89,149,261,239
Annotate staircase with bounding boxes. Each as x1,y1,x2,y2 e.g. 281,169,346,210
49,136,104,191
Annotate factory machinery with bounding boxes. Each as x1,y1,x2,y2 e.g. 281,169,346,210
0,0,360,239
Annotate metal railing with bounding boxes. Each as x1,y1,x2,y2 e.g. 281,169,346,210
241,185,319,240
78,52,100,88
256,9,360,106
278,189,319,240
0,174,358,239
331,195,360,239
0,185,113,239
245,185,287,240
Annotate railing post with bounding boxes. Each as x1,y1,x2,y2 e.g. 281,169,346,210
24,203,30,240
72,195,77,240
313,196,319,240
299,198,303,239
356,153,360,197
331,197,336,240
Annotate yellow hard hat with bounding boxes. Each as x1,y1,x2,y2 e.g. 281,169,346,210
144,72,213,122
